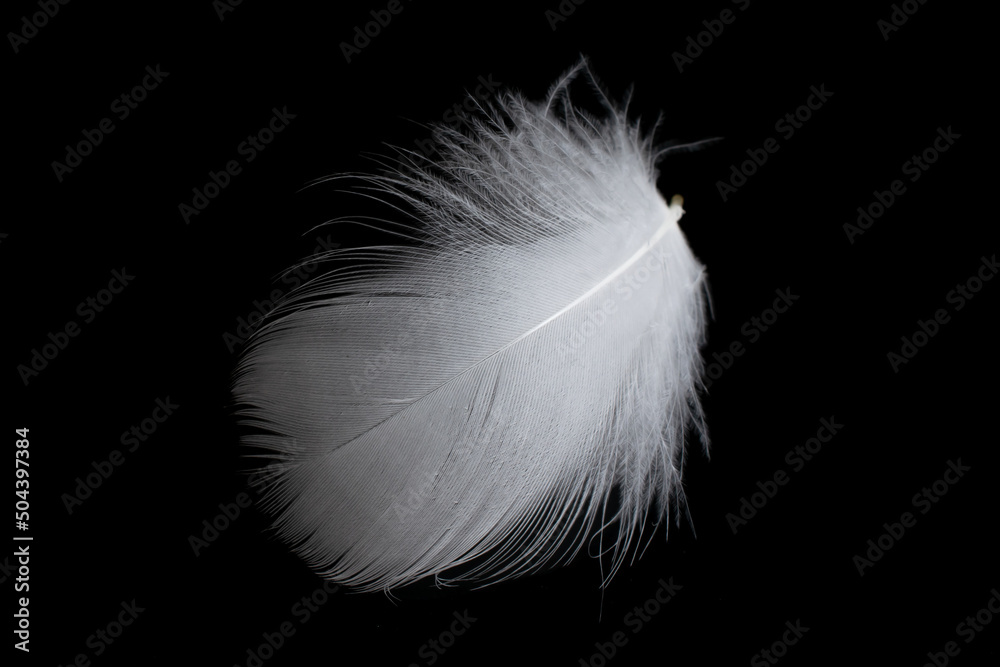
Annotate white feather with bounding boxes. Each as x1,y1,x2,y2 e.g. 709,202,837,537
233,58,710,593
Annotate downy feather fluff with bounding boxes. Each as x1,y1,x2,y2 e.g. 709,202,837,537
233,59,710,593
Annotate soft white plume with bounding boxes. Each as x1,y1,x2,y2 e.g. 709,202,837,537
233,58,710,593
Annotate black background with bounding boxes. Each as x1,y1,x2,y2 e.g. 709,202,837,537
6,0,996,665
